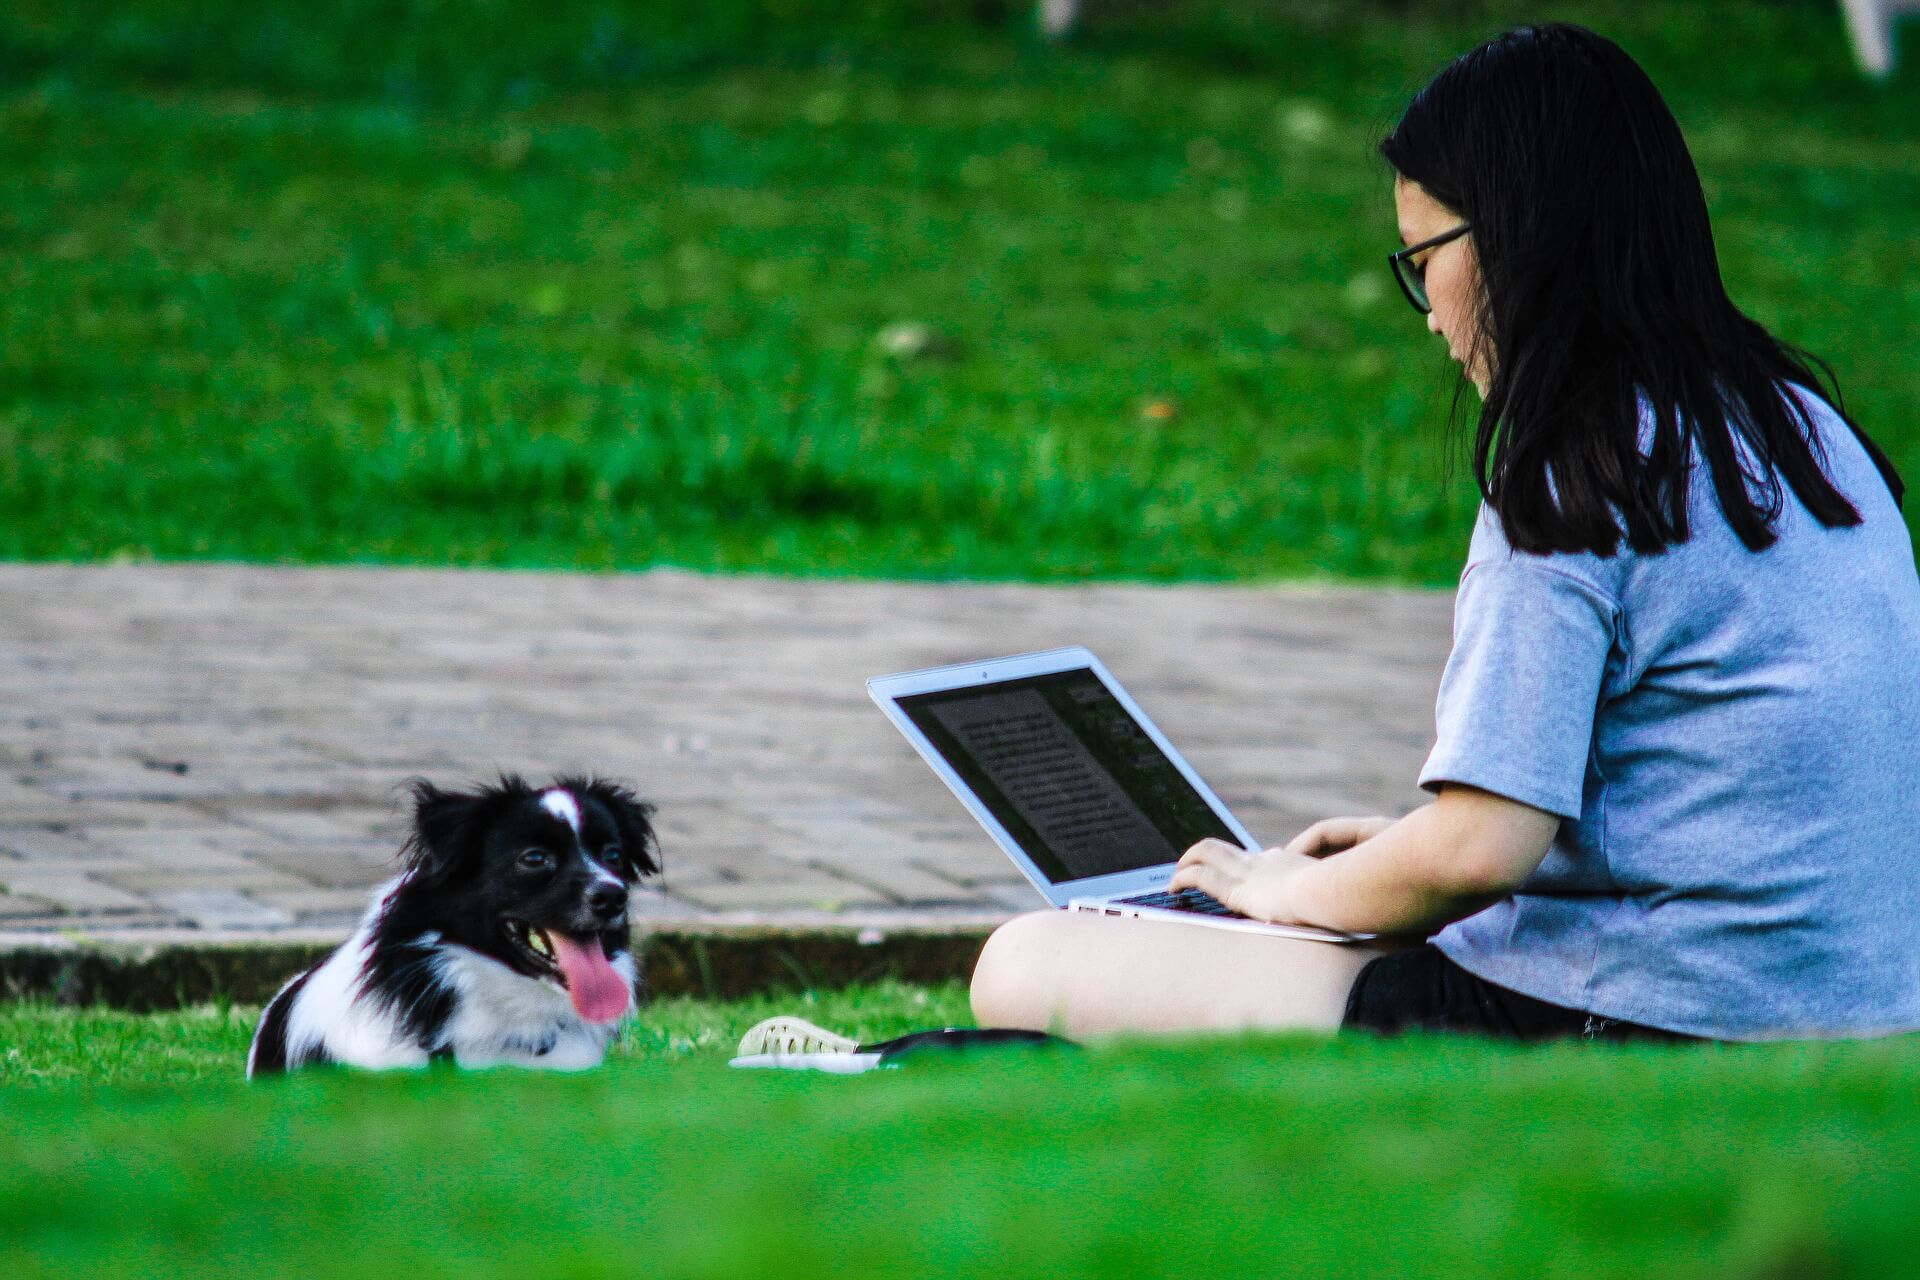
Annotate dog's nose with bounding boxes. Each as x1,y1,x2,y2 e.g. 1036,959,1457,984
588,882,628,920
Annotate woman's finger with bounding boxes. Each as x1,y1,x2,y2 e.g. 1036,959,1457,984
1178,837,1247,868
1285,816,1391,858
1168,859,1236,904
1282,820,1340,857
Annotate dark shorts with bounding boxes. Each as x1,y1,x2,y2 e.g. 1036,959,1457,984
1342,944,1702,1044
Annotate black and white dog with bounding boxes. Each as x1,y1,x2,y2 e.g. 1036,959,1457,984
248,775,659,1077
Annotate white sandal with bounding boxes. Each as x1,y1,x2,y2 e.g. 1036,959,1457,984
733,1016,862,1059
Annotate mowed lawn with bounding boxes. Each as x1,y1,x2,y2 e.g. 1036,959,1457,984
3,0,1916,583
4,988,1919,1278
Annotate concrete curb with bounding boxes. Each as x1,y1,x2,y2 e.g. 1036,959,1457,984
0,926,992,1011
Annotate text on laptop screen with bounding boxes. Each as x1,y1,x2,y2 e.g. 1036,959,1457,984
896,668,1238,883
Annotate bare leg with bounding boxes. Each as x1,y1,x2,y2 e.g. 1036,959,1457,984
970,910,1397,1038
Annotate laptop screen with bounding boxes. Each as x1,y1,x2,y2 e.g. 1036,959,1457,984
895,667,1238,885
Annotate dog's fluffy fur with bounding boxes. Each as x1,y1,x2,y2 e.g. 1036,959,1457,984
248,775,659,1076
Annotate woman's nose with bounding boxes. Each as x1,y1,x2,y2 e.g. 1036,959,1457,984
1426,310,1444,337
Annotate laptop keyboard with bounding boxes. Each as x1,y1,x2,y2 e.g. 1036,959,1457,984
1115,887,1239,917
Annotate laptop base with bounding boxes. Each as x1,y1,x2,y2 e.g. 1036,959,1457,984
1066,898,1366,945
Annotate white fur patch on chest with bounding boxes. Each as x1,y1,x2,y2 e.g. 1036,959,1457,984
435,942,633,1070
283,906,428,1071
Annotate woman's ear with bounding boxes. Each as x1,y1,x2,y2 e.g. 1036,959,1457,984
581,778,660,881
401,778,487,886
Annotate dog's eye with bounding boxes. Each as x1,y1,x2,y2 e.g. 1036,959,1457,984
603,846,623,866
517,849,556,873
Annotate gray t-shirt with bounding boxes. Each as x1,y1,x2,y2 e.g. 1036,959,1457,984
1422,388,1920,1040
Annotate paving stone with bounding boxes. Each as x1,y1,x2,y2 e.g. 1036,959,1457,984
100,868,313,895
765,817,923,864
671,875,894,913
249,887,380,920
812,858,990,907
624,888,713,919
151,889,296,930
0,871,149,914
653,808,786,851
672,889,889,915
226,810,384,845
244,847,399,888
0,828,103,861
0,564,1453,944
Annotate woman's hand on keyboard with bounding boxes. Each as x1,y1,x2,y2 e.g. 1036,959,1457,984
1169,838,1319,925
1282,815,1397,858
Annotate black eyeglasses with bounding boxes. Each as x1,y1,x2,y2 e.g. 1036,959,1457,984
1387,223,1470,315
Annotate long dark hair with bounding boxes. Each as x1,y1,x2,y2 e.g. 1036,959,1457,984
1381,23,1904,556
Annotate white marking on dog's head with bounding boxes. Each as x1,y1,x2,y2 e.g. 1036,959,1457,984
540,788,582,836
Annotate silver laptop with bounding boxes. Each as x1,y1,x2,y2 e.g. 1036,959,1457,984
868,646,1368,944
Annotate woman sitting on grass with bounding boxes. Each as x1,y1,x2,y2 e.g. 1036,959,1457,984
971,23,1920,1044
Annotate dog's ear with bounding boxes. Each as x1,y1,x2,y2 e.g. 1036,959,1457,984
578,778,660,882
401,778,490,886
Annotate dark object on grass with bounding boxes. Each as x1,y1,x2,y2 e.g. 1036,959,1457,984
862,1026,1075,1062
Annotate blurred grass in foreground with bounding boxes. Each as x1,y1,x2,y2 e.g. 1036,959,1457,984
3,986,1918,1277
1,0,1915,583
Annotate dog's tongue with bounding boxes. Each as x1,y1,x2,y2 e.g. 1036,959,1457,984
549,933,630,1024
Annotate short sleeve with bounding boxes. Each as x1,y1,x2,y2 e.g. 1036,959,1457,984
1418,561,1620,820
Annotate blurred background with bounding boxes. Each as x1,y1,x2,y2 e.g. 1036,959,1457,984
2,0,1915,585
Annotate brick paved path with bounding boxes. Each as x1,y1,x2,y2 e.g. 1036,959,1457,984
0,565,1453,946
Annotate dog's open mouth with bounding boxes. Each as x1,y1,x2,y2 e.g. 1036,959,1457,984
504,918,563,981
502,918,631,1024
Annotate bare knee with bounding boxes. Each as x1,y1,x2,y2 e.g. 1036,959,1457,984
972,911,1381,1038
970,911,1066,1030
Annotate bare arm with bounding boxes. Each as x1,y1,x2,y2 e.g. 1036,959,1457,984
1169,784,1560,936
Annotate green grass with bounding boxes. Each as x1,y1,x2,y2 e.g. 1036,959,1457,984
2,0,1915,582
4,989,1919,1277
0,980,973,1085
